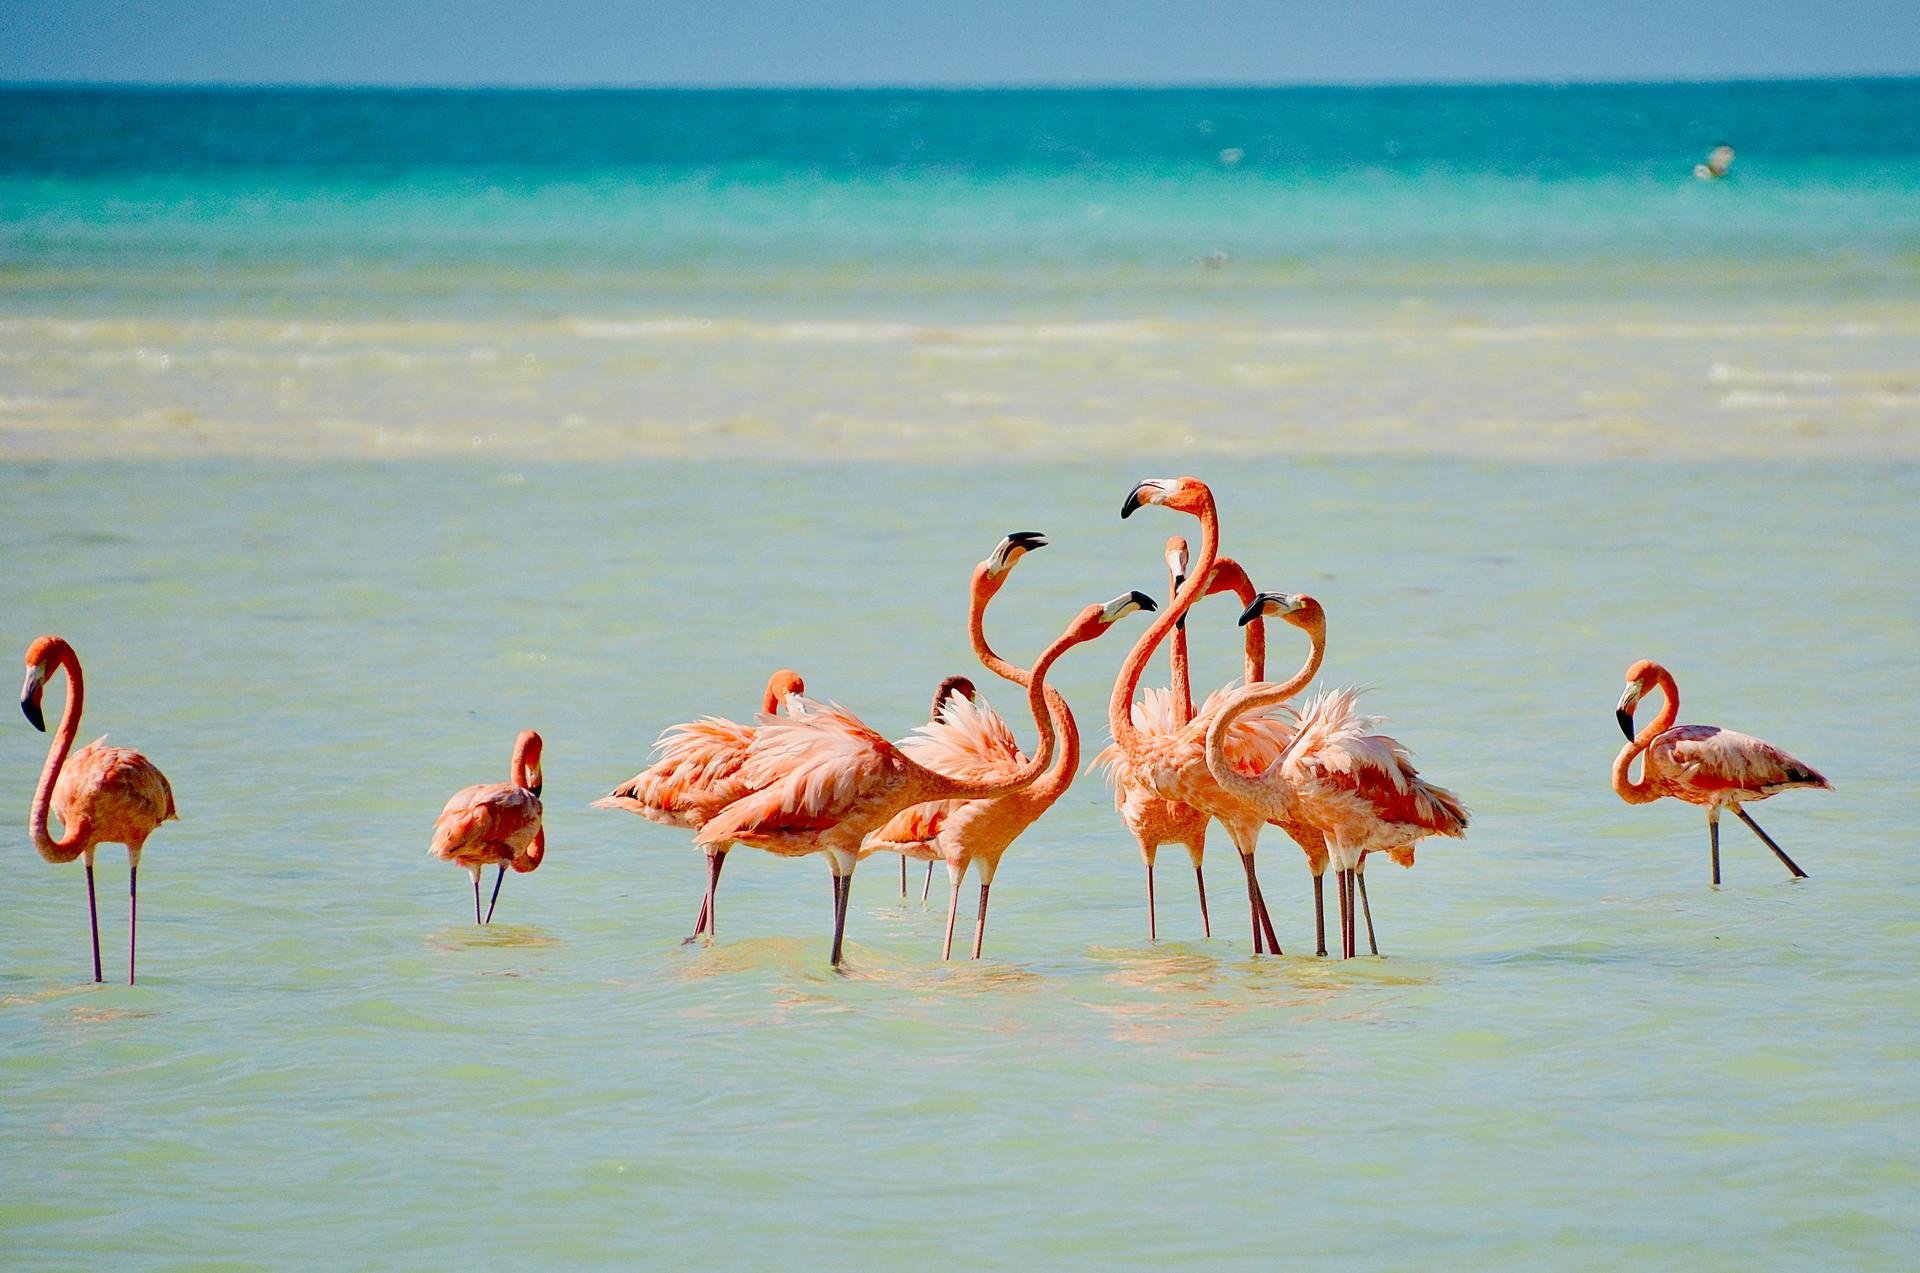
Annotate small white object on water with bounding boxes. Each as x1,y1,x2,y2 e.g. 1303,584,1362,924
1694,143,1735,180
1219,147,1244,166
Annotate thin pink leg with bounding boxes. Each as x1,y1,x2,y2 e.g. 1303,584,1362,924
1146,861,1157,942
1195,863,1211,939
971,883,992,960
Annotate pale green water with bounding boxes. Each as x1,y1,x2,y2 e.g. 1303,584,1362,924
3,458,1916,1267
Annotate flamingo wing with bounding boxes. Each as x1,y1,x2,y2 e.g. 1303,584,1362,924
698,704,907,846
1194,682,1300,776
432,783,542,859
897,691,1026,783
867,798,962,852
1656,725,1830,796
54,738,177,831
595,715,759,825
1289,688,1469,836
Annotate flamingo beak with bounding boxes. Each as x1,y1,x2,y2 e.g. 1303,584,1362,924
1121,481,1161,519
1616,707,1635,740
987,531,1047,576
1172,574,1187,629
19,667,45,732
1240,592,1296,626
529,770,544,799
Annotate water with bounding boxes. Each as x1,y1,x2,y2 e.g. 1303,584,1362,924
2,86,1919,1267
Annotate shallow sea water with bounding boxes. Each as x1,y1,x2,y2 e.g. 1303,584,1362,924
2,458,1916,1267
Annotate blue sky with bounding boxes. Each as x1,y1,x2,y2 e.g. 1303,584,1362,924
4,0,1917,86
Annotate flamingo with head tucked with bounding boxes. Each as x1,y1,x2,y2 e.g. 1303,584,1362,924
594,669,808,943
698,592,1155,966
1207,593,1468,959
19,635,176,984
1613,659,1826,884
432,730,546,924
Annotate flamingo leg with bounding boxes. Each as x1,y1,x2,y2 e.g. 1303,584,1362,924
1252,868,1283,956
1708,808,1722,886
84,862,102,983
484,865,506,924
128,864,138,985
829,872,851,966
1733,805,1809,879
971,882,992,960
1346,870,1358,960
1313,872,1327,957
471,870,482,925
1146,861,1158,942
921,860,935,905
900,854,908,899
1239,853,1265,954
1356,870,1378,956
1332,868,1349,961
1194,862,1211,939
686,849,726,944
941,862,965,960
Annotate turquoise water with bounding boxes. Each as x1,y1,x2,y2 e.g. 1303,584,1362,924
3,86,1920,1266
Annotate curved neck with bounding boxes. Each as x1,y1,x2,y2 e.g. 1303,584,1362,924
970,567,1079,800
1110,494,1220,754
1204,619,1324,810
1612,668,1678,804
919,622,1081,803
29,649,88,863
1213,561,1266,683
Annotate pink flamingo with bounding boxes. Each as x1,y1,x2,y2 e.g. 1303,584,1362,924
431,731,546,924
867,532,1113,959
1090,543,1291,943
20,635,176,984
594,669,808,943
879,674,978,903
1613,659,1826,884
1208,593,1469,959
1111,475,1309,954
698,592,1156,966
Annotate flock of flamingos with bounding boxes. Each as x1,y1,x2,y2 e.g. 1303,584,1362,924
19,476,1830,983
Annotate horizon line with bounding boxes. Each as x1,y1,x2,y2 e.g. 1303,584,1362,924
4,72,1918,93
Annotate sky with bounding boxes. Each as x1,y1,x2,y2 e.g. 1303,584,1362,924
3,0,1917,87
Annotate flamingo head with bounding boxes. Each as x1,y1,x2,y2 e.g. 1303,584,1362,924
761,669,806,715
1239,592,1323,636
1163,536,1190,583
514,827,547,874
1618,659,1663,738
1062,591,1158,645
1122,476,1209,519
932,675,977,722
511,729,544,798
19,635,72,733
976,531,1047,604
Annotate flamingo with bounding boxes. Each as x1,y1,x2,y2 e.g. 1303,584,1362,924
1090,543,1290,943
594,669,809,943
1110,475,1304,954
876,674,979,902
431,730,546,924
1613,659,1826,884
865,532,1109,959
19,635,177,984
1207,594,1469,959
697,592,1156,966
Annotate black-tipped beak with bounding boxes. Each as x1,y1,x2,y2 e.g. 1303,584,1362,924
1237,598,1266,627
1006,531,1047,551
1615,708,1635,740
529,780,544,799
1131,591,1158,612
1121,482,1152,519
1172,575,1187,628
20,694,44,732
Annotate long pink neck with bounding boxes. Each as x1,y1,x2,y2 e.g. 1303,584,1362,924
30,649,89,863
1203,620,1325,813
1612,667,1678,804
1212,561,1267,683
916,621,1081,804
1110,496,1220,756
969,570,1079,804
1170,565,1194,725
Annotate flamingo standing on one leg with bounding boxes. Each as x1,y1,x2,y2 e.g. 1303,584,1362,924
594,670,808,943
1111,475,1302,954
1613,659,1827,885
19,636,177,985
697,593,1155,966
1207,594,1468,959
431,731,546,924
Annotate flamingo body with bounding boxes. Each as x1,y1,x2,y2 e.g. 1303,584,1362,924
50,736,177,854
433,730,544,923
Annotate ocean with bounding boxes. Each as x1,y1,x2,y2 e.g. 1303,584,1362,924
1,84,1917,1267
